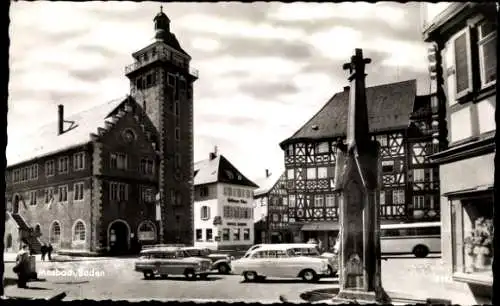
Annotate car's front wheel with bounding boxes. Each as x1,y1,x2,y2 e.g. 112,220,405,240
218,263,230,274
184,269,197,281
301,269,318,282
243,271,258,282
143,271,155,279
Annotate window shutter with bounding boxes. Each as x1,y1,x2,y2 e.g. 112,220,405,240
453,29,473,99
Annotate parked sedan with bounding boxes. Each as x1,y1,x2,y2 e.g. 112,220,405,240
232,245,330,282
182,247,234,274
244,243,338,277
134,246,212,280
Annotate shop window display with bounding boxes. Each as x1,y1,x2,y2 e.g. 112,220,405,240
451,197,493,282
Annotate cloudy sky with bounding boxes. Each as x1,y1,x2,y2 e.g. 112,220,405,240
9,1,432,183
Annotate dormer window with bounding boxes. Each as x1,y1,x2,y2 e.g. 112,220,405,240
312,125,319,130
225,170,234,180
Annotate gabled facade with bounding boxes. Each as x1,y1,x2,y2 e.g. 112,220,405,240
4,8,197,254
5,98,160,254
279,79,447,251
252,169,289,244
193,150,258,251
422,2,495,302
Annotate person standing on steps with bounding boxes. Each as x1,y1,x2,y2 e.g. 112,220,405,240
41,243,47,261
47,243,53,261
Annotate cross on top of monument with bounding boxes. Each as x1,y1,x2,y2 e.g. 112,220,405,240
342,48,372,79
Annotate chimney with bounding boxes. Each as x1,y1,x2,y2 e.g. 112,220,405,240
343,86,350,92
265,169,271,178
209,146,218,160
58,105,64,135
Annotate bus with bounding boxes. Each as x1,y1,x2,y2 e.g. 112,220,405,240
380,221,441,258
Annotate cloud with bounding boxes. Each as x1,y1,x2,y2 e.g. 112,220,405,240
177,14,305,41
268,2,408,29
238,81,300,100
190,37,221,52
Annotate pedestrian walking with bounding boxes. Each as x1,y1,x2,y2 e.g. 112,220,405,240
14,244,30,288
47,243,53,261
41,243,47,261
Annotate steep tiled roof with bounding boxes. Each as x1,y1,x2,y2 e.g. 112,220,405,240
280,79,417,148
7,96,129,167
194,156,221,186
253,171,284,197
194,154,258,188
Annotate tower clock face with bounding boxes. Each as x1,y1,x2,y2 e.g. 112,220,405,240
123,129,135,143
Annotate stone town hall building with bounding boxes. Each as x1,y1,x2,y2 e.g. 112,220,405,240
4,9,197,254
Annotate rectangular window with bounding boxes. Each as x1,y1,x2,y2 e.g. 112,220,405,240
316,142,329,154
174,101,180,116
73,152,86,171
29,190,37,206
317,167,328,179
206,229,213,241
380,191,386,205
289,195,296,207
314,195,324,208
454,31,472,97
58,185,68,203
118,183,128,201
175,128,180,140
141,187,154,203
110,182,127,201
413,169,425,182
287,169,295,180
32,164,38,180
117,153,127,170
478,20,497,87
376,135,387,147
140,158,155,175
45,160,55,177
382,161,394,173
326,194,336,207
392,189,405,204
44,187,54,204
196,229,203,241
58,157,69,174
413,195,425,209
199,186,209,197
110,153,118,169
243,228,250,240
222,228,230,241
233,228,240,241
307,168,316,179
74,182,84,201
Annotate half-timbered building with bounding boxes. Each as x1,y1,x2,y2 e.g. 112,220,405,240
253,170,289,244
279,79,446,251
422,2,495,302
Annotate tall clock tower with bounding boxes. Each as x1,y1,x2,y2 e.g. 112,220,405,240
125,7,197,245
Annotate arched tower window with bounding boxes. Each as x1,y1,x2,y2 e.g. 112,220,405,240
50,221,61,244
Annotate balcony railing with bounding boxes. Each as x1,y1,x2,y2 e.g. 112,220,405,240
124,49,198,78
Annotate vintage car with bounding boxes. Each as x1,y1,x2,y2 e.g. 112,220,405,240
232,244,330,282
134,246,212,280
182,247,235,274
244,243,338,277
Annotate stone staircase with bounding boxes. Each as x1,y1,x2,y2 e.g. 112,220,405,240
9,212,43,254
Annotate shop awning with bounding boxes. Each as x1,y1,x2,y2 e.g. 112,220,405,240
301,221,339,232
443,184,494,199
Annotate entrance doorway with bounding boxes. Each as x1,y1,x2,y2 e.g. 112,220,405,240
108,220,130,255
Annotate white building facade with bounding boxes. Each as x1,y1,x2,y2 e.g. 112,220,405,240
193,151,258,251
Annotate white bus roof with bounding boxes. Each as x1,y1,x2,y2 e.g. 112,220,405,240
381,221,441,229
